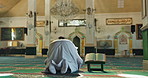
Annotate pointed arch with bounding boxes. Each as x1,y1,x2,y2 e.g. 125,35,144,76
68,30,85,57
114,30,132,56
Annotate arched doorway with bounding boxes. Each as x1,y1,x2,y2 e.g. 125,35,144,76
114,29,132,56
68,28,85,57
118,33,129,55
73,36,80,55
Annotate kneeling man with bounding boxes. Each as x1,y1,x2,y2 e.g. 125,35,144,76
44,37,83,74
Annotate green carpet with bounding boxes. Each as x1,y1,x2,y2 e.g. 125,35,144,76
0,68,16,72
0,56,147,78
13,64,36,67
82,71,117,75
0,64,14,67
0,76,17,78
123,71,148,76
116,66,142,70
11,69,44,73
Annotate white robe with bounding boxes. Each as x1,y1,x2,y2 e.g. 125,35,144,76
44,39,83,74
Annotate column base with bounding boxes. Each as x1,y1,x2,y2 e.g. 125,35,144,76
130,53,133,56
115,53,119,57
25,55,36,58
115,52,133,57
37,53,42,56
143,60,148,70
26,47,36,55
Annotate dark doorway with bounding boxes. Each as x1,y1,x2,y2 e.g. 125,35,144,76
73,36,80,55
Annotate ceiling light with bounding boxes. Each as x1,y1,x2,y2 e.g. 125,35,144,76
50,0,79,21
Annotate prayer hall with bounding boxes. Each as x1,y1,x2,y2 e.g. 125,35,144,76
0,0,148,78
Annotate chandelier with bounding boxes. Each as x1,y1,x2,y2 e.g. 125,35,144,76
50,0,79,21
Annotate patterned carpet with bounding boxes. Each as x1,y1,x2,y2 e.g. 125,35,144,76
0,56,148,78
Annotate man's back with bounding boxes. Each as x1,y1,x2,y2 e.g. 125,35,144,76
44,39,83,74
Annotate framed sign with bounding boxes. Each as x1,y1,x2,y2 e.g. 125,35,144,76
58,19,86,27
106,18,132,25
136,24,143,40
36,21,45,27
142,0,147,19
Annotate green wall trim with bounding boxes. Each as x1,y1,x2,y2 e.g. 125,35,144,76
142,29,148,60
26,47,36,55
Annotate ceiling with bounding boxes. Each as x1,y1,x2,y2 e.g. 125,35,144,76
0,0,142,17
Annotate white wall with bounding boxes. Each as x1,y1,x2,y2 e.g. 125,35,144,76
0,12,143,49
95,12,143,49
0,17,27,48
50,15,86,40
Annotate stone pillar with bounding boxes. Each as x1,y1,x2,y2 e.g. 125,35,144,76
141,0,148,70
114,39,118,56
142,25,148,70
44,0,51,48
142,27,148,70
26,0,37,57
129,39,133,56
85,0,96,53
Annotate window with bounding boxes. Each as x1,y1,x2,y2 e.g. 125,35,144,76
1,27,24,41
